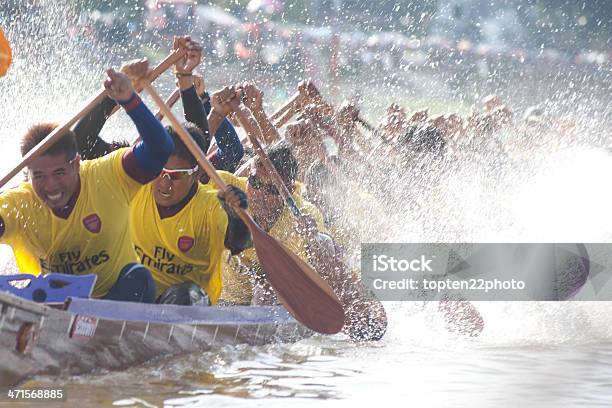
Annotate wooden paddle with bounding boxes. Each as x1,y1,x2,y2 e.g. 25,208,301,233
273,105,300,129
206,127,249,156
271,80,323,128
108,49,186,116
272,80,324,128
0,48,186,189
234,107,388,339
234,108,301,215
0,90,108,188
129,88,181,145
0,28,12,77
154,88,181,121
270,92,300,124
294,81,375,132
235,155,255,176
270,79,319,128
143,82,345,335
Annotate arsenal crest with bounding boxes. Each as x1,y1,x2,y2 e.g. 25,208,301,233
178,236,194,252
83,214,101,233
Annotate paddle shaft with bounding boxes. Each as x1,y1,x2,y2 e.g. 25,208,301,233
235,155,255,176
298,82,374,132
270,92,300,123
272,81,330,127
143,83,246,215
144,82,345,334
0,91,107,188
234,109,301,217
109,48,187,116
273,105,300,129
154,88,181,121
0,49,186,189
130,88,181,145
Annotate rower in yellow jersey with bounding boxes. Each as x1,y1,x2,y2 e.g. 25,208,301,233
129,119,251,305
203,143,328,302
0,63,174,301
67,51,251,305
207,143,386,341
216,87,388,340
126,81,250,306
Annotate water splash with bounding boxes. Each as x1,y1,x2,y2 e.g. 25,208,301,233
2,1,612,406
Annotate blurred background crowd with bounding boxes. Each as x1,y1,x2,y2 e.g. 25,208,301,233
2,0,609,84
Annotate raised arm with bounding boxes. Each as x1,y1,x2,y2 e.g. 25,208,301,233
195,81,244,171
104,62,173,183
174,37,211,150
207,87,237,137
232,104,264,151
73,96,120,160
181,85,210,148
207,86,245,171
196,73,242,158
241,82,278,145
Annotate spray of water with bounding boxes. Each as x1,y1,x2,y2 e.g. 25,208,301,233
1,0,611,351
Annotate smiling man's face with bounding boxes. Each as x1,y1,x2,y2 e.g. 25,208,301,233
152,154,198,208
29,153,80,211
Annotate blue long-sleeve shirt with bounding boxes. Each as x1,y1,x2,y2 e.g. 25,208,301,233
73,86,243,173
119,93,173,183
201,92,244,172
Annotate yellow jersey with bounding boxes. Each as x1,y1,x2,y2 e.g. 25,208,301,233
129,183,229,303
208,171,326,269
203,171,254,304
203,171,325,304
0,148,142,298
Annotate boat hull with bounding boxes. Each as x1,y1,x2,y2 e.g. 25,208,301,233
0,292,310,387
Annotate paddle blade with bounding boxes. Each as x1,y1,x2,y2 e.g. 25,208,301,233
0,28,12,77
251,227,345,334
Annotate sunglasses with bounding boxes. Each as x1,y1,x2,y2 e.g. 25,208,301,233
248,173,280,196
159,165,198,181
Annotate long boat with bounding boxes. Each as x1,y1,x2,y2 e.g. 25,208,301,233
0,281,311,387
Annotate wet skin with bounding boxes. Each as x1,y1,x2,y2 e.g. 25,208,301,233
29,153,80,211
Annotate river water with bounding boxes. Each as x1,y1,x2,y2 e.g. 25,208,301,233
2,1,612,407
20,302,612,407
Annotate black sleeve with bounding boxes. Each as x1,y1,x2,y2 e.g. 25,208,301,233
201,91,212,115
200,91,244,172
220,189,252,255
218,186,251,254
181,85,211,151
224,214,252,255
73,96,118,159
